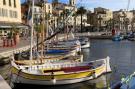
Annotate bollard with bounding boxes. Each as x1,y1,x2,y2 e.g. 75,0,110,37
14,38,16,46
6,39,9,47
3,39,6,47
10,39,13,47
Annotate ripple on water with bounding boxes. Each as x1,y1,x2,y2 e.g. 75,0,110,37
1,39,135,89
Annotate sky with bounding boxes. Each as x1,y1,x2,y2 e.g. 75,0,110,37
21,0,135,11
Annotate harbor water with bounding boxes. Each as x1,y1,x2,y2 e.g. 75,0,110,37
1,39,135,89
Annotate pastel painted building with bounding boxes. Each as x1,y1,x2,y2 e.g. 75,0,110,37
0,0,21,23
0,0,26,37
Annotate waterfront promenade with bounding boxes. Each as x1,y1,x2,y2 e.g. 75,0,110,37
0,32,111,58
0,38,31,58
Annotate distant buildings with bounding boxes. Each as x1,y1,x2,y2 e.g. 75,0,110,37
87,7,135,32
52,0,77,27
3,0,135,37
113,9,133,32
87,7,113,31
21,0,90,32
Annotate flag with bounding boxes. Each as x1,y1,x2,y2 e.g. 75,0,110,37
27,7,32,27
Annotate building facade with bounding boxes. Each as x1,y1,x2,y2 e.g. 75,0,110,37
52,0,77,29
130,10,135,31
113,9,133,32
87,7,113,31
0,0,23,37
0,0,21,23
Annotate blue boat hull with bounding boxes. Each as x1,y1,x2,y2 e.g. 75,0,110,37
45,49,68,54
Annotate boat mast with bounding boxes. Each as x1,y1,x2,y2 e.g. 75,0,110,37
41,0,46,61
30,0,34,61
46,2,49,51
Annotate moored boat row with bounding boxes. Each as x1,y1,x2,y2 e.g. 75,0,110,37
9,0,111,87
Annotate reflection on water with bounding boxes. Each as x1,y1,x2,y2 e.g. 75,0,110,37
82,40,135,85
13,74,111,89
1,39,135,89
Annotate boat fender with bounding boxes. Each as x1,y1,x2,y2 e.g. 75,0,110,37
92,71,96,79
51,72,56,84
52,78,56,84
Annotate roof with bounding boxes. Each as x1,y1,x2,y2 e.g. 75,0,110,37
0,22,28,29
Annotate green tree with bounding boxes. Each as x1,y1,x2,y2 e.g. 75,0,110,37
76,6,87,32
60,9,69,31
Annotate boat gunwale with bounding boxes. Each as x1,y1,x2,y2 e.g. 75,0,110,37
11,60,105,76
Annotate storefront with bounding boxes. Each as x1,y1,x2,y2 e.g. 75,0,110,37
0,22,28,37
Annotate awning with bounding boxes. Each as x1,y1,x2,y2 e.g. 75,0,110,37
0,22,28,29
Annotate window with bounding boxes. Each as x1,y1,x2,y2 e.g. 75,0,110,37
1,9,8,17
14,0,16,7
34,8,36,13
4,31,7,33
5,9,8,17
48,5,50,9
14,11,17,18
49,10,51,14
9,0,11,6
2,8,4,17
73,1,74,5
9,10,12,17
0,8,1,16
0,31,2,36
9,10,18,18
3,0,6,5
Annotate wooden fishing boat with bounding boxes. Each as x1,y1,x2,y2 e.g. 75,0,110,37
81,41,90,48
14,55,83,65
18,48,78,61
46,44,81,52
57,38,90,49
78,37,90,48
11,56,111,85
112,35,123,41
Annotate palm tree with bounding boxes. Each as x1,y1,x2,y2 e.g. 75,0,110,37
76,6,87,32
72,11,77,32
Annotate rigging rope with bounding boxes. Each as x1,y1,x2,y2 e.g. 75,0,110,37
33,0,84,47
126,0,130,11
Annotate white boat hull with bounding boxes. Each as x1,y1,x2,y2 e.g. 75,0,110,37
81,42,90,48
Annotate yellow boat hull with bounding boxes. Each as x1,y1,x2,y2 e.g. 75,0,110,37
11,66,95,85
11,57,111,85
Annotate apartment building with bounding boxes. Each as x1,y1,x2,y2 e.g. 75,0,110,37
87,7,113,31
0,0,23,37
113,9,133,31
